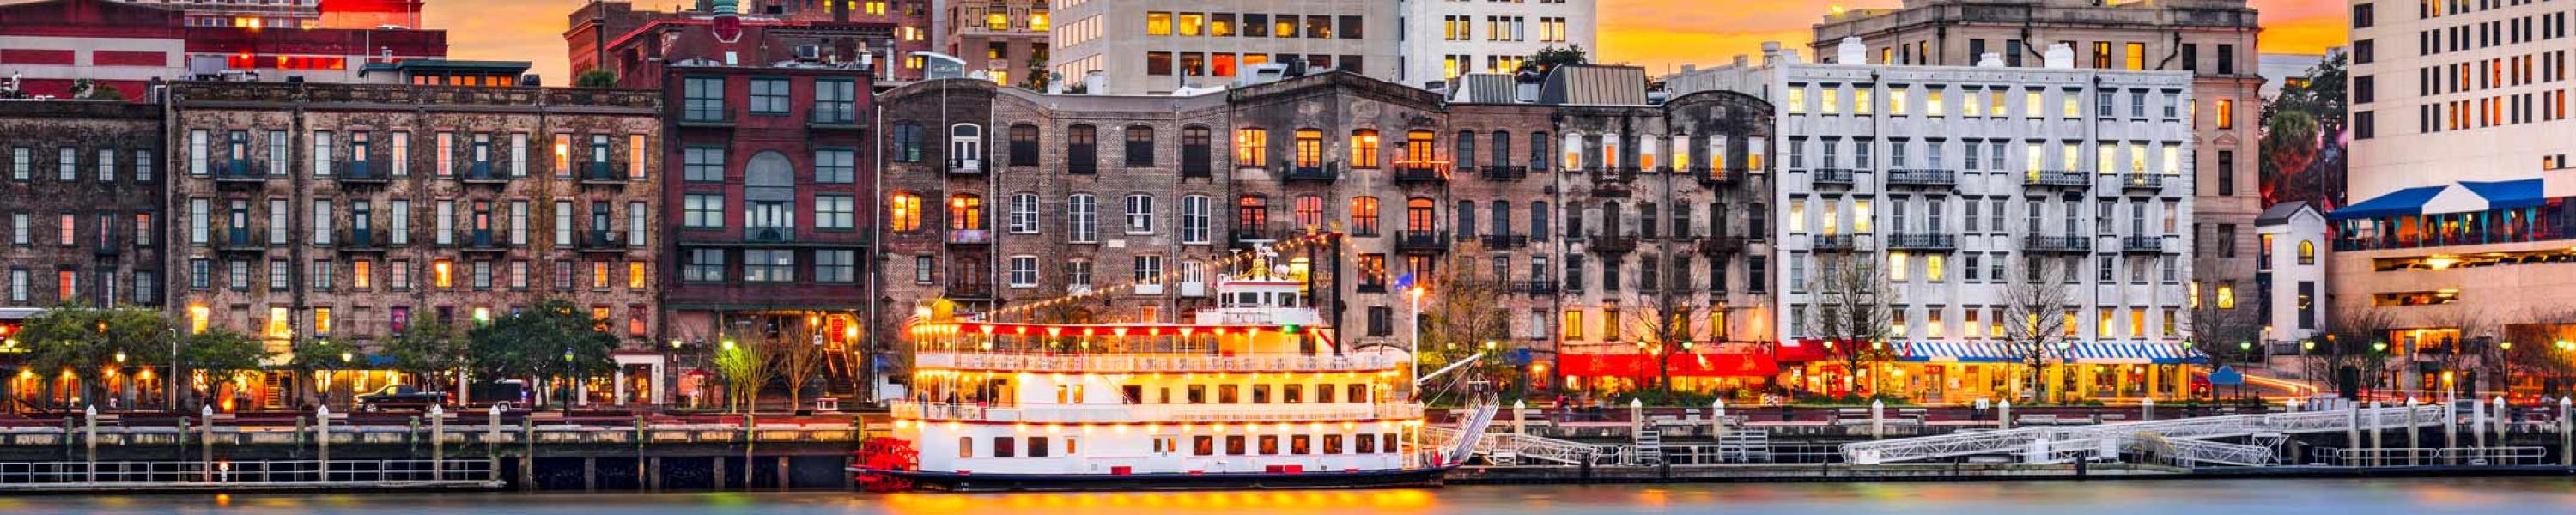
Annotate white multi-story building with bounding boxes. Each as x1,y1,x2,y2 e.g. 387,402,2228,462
1710,40,2205,402
1394,0,1595,87
1047,0,1398,94
2254,202,2326,354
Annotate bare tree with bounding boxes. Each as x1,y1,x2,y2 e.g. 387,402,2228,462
2186,258,2263,388
714,327,785,413
1416,246,1513,399
2419,307,2490,398
2327,306,2399,397
1999,256,2075,403
1617,296,1712,394
773,321,832,412
1807,250,1895,396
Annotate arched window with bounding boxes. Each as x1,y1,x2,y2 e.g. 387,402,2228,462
949,194,984,231
744,151,795,236
1349,129,1381,168
1236,195,1269,233
949,124,983,169
889,191,921,232
2298,240,2316,265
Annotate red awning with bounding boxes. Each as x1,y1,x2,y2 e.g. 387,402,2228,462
1774,340,1835,362
1559,353,1780,378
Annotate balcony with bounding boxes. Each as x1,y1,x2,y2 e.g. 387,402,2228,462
335,161,389,185
676,112,735,128
1515,281,1561,295
212,160,265,186
1884,233,1958,251
1696,167,1746,187
945,228,993,245
746,226,794,244
1394,165,1447,184
1885,168,1956,188
215,227,264,252
949,158,983,175
1812,233,1861,252
1397,230,1450,253
1479,234,1529,249
2117,173,2166,191
2024,170,2089,188
457,229,507,252
1812,168,1857,186
580,230,629,252
1591,179,1633,197
1283,163,1340,183
947,282,995,300
1229,227,1287,249
1479,165,1528,181
335,228,386,252
580,162,629,185
92,239,120,258
2121,235,2166,254
2021,234,2092,253
458,161,507,185
1698,235,1748,256
1587,234,1637,254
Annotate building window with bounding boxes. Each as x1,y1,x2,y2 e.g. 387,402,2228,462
1235,128,1268,167
817,250,856,283
683,147,724,182
814,79,857,124
683,194,724,229
948,194,984,232
744,249,793,282
1181,195,1210,244
1008,124,1040,167
815,149,855,184
1009,193,1041,233
892,123,924,163
881,191,920,233
1124,195,1154,234
682,76,726,122
1125,126,1156,167
1295,130,1324,167
749,77,790,114
1349,130,1379,168
816,195,855,230
1009,257,1039,288
1067,193,1098,243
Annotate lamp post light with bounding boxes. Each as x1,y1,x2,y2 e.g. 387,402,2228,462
561,348,576,415
1407,286,1425,385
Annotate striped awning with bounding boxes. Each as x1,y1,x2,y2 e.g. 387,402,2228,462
1897,342,2208,365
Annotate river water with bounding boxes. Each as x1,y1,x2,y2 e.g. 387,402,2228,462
5,477,2571,514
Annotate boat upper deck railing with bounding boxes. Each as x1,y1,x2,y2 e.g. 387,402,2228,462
890,402,1425,424
914,352,1403,373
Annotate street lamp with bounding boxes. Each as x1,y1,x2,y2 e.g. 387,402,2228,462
1407,286,1425,383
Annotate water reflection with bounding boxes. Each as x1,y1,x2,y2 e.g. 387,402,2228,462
3,478,2573,514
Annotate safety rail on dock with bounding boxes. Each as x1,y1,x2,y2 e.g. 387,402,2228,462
888,402,1425,424
0,423,862,447
2321,446,2549,467
0,459,495,485
914,352,1403,373
1840,404,2449,464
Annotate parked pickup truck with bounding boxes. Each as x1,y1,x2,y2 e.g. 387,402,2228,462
355,385,448,409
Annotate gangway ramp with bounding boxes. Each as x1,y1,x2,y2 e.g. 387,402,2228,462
1843,404,2444,464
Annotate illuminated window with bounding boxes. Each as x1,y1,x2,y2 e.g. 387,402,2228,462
1030,12,1049,32
1146,11,1171,35
1235,128,1268,167
949,194,985,231
352,260,372,289
2216,283,2237,309
267,306,292,340
1349,130,1380,168
1820,88,1841,113
629,262,647,289
2298,240,2316,264
1927,90,1946,117
1888,88,1909,115
2026,91,2044,118
1178,13,1202,36
988,12,1009,31
1888,251,1909,281
1294,130,1324,167
2215,99,2235,129
1853,89,1872,115
890,192,921,232
433,259,453,288
314,308,332,336
592,261,611,289
2099,308,2114,338
1926,254,1945,282
1561,310,1584,338
1786,88,1807,114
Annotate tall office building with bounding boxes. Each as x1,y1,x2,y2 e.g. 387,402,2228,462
1807,0,2266,352
2330,0,2576,397
1046,0,1398,94
1394,0,1596,87
936,0,1051,87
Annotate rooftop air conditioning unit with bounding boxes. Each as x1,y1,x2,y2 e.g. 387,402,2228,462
795,45,822,61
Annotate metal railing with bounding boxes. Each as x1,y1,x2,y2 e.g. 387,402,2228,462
1812,168,1857,185
1886,168,1956,186
914,352,1401,373
2024,170,2089,187
2324,446,2548,466
1841,404,2448,464
0,459,494,485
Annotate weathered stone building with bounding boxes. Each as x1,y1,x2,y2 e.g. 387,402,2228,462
166,82,665,408
0,100,167,309
874,69,1777,395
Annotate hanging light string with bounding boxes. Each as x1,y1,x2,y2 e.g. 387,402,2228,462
973,231,1344,321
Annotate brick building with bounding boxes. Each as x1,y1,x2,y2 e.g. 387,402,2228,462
0,100,168,309
641,18,881,397
0,0,447,100
568,0,931,85
167,81,665,409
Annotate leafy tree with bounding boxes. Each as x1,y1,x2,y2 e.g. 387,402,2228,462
18,306,167,408
1018,55,1055,92
379,318,468,396
178,328,271,411
1413,246,1514,403
2261,53,2348,208
287,338,365,408
1531,45,1590,73
70,78,123,100
468,299,619,409
574,69,619,88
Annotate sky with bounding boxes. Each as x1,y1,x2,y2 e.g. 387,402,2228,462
430,0,2347,82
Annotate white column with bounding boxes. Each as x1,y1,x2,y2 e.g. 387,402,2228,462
652,361,668,405
613,369,629,406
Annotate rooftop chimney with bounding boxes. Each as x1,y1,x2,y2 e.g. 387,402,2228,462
2044,43,2076,70
1836,37,1867,65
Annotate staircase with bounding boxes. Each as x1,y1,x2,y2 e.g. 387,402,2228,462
1717,428,1771,463
1632,425,1665,466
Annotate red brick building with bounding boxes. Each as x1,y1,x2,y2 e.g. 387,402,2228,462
0,0,447,100
567,0,931,84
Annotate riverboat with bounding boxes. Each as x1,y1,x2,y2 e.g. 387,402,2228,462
854,275,1481,492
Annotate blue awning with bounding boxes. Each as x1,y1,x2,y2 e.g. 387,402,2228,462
2458,179,2546,210
2329,185,2446,221
2058,342,2209,365
1895,342,2027,363
1896,342,2206,365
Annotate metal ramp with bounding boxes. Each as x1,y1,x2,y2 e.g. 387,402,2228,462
1843,404,2445,464
1717,429,1772,463
1425,426,1614,465
1444,403,1501,465
1632,426,1665,466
